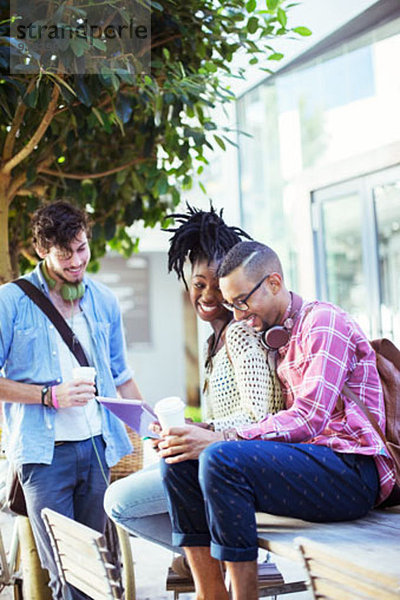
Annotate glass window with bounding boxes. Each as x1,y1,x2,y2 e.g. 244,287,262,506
237,14,400,324
237,18,400,219
320,192,369,332
374,181,400,340
237,85,296,286
313,168,400,343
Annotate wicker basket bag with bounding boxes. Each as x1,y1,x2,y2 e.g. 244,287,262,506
110,426,144,482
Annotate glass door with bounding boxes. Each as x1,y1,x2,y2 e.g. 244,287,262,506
312,166,400,342
373,178,400,341
312,179,376,337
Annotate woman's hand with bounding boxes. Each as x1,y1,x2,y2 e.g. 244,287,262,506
147,421,164,450
157,424,223,463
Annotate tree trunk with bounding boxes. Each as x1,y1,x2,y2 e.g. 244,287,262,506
0,172,13,284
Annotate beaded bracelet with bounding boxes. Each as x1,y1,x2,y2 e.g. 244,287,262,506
223,427,239,441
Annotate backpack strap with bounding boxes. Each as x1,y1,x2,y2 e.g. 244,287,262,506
12,278,89,367
371,338,400,370
342,383,387,448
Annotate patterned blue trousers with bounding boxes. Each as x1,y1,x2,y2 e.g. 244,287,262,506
160,441,379,562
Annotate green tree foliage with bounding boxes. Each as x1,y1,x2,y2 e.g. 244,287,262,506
0,0,311,282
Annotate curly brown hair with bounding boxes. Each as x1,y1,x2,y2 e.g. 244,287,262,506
31,201,91,252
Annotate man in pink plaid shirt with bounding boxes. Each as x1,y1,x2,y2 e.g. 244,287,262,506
160,241,396,600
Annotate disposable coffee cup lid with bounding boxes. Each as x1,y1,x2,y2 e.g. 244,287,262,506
154,396,185,413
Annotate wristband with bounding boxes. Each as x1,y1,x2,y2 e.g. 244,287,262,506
51,386,60,410
41,385,50,406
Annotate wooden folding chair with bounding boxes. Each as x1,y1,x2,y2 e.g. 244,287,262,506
42,508,131,600
296,536,400,600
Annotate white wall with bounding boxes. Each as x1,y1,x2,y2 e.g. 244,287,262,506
96,251,186,408
127,252,185,407
231,0,379,96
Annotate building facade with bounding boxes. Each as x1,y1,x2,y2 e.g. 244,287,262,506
236,0,400,343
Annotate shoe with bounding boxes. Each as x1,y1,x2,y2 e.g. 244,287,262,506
171,555,193,581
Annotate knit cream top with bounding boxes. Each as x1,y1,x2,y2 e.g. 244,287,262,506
203,321,284,431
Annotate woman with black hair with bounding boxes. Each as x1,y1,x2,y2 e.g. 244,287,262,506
104,204,283,558
164,204,284,434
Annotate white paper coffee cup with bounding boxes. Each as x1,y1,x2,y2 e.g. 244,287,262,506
72,366,96,383
154,396,185,430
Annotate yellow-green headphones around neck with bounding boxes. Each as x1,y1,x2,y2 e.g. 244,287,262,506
41,261,85,301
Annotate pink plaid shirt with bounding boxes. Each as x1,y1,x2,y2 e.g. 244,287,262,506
237,299,395,505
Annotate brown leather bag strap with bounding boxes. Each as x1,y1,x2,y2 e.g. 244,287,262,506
342,383,388,448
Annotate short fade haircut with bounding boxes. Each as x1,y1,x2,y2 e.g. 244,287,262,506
31,201,91,253
217,241,283,281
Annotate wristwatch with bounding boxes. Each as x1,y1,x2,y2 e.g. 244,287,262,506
41,385,50,407
223,427,239,441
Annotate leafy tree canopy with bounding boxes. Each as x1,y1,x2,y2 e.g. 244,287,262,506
0,0,311,282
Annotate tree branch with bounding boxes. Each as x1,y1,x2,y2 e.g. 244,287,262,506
3,84,60,175
15,185,47,198
7,155,53,205
38,157,146,180
150,33,182,51
19,246,39,265
2,79,33,161
7,173,26,205
54,88,112,116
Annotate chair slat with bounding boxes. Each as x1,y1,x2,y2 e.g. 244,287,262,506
62,572,118,600
312,577,368,600
60,554,118,590
52,537,101,562
44,511,105,543
307,560,398,600
296,536,400,600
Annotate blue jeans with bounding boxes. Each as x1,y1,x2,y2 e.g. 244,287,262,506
19,436,109,600
104,461,178,552
160,441,379,562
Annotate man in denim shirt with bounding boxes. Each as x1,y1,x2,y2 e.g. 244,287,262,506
0,201,142,600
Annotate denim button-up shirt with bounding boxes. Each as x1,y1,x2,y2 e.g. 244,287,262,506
0,264,132,468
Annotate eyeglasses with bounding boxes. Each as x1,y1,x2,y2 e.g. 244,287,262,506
221,274,271,312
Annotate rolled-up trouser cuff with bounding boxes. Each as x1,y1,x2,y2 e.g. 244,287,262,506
211,542,258,562
172,532,211,547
